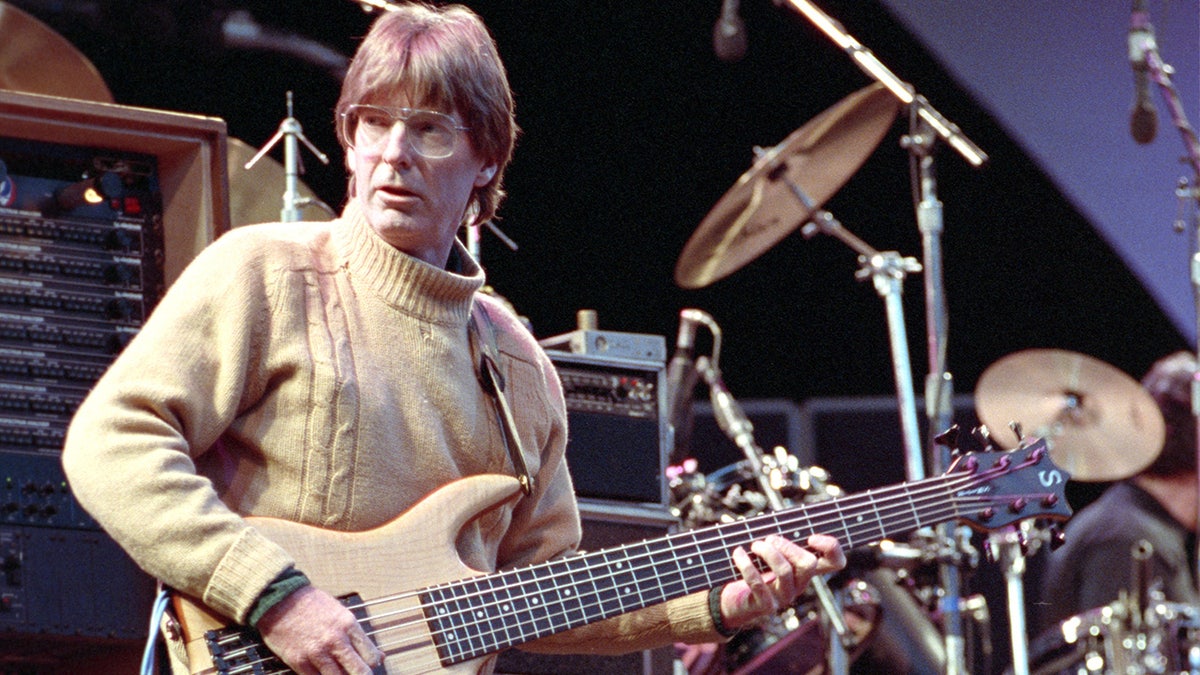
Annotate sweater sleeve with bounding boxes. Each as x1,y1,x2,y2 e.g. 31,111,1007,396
61,228,295,623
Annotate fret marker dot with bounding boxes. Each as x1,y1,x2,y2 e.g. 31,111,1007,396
616,562,624,569
437,607,447,615
686,557,694,565
623,587,632,595
502,604,510,611
476,610,484,618
564,589,572,596
856,515,863,522
531,598,540,605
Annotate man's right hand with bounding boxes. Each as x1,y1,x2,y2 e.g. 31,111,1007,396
256,585,384,675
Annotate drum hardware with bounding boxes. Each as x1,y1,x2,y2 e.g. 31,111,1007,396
973,350,1171,674
464,218,519,263
243,91,334,223
1129,0,1200,595
769,2,989,670
701,112,939,672
987,523,1044,675
1027,544,1200,675
225,138,329,228
673,83,900,290
665,310,851,673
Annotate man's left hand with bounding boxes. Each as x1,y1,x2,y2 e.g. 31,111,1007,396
719,533,845,632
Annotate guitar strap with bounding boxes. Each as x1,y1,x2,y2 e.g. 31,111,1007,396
468,301,534,496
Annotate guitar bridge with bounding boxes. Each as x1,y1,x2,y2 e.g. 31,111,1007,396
204,593,380,675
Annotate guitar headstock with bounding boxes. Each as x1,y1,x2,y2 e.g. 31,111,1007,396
945,437,1073,531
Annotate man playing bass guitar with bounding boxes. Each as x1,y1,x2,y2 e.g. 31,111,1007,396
62,3,844,673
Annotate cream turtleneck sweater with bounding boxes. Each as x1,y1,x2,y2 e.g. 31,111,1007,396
63,201,718,661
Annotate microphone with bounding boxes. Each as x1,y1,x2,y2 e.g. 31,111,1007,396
666,309,708,462
1128,0,1158,144
713,0,747,63
705,363,755,450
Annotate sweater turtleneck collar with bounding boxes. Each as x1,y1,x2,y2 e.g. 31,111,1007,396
333,200,485,326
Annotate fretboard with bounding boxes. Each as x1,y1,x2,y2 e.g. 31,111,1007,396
421,470,969,665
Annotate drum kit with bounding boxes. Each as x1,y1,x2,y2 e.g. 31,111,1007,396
665,77,1188,672
662,6,1186,675
2,2,1195,674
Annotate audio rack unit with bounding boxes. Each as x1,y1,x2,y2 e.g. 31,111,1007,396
0,90,228,670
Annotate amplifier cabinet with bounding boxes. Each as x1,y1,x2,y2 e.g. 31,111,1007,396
494,499,679,675
797,394,978,494
686,398,808,474
549,351,670,506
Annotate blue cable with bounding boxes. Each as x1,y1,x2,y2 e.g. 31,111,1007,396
140,588,171,675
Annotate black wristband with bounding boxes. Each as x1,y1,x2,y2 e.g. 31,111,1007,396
247,567,311,628
708,586,739,638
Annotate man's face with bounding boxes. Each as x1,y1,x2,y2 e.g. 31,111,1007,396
346,97,496,267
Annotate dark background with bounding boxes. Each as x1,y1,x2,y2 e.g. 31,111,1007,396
11,0,1186,404
5,1,1190,671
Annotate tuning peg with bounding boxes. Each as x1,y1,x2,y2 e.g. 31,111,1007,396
1008,421,1024,444
1049,525,1067,551
933,425,961,453
970,425,994,451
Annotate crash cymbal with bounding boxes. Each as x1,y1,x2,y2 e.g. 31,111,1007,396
974,348,1165,482
0,3,113,103
226,138,331,227
674,82,900,289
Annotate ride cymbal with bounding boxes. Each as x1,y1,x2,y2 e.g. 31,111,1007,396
0,3,113,103
974,348,1165,482
674,82,900,289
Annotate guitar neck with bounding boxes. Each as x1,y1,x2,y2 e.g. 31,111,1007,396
423,471,963,663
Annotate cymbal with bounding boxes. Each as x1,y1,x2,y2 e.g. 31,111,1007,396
974,348,1165,482
675,82,900,289
0,3,113,103
226,138,332,227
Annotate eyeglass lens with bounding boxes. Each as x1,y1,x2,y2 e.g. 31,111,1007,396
345,106,460,158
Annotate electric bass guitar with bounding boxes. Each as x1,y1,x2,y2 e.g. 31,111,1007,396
175,438,1072,675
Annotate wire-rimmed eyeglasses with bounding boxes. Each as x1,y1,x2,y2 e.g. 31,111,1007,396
339,104,470,159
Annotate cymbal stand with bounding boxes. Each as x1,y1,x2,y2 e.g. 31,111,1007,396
774,2,988,671
783,184,925,485
245,91,330,222
984,522,1045,675
689,311,850,675
464,220,520,263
